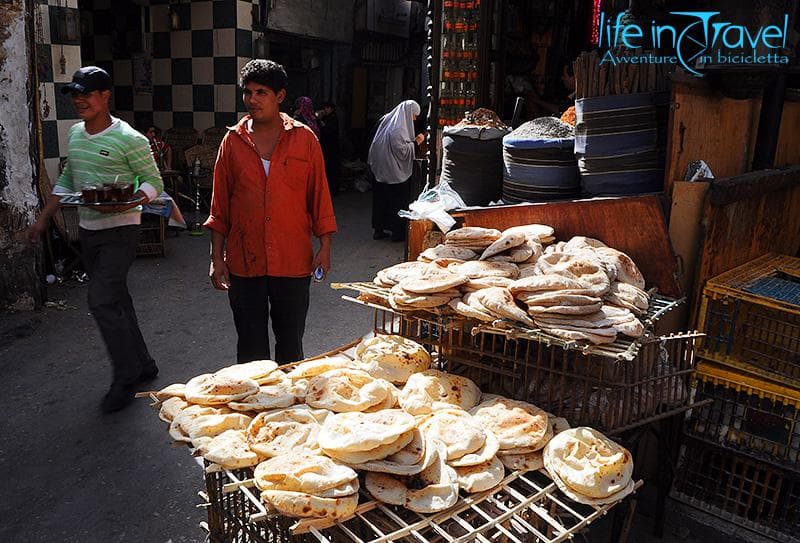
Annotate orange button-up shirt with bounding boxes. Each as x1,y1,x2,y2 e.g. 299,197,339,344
204,114,337,278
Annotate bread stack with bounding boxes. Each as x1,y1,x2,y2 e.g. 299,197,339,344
388,266,468,311
469,397,553,472
254,452,360,519
398,369,481,415
543,427,634,505
369,224,652,345
150,333,637,520
418,408,504,493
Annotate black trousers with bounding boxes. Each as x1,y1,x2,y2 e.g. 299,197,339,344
371,179,411,236
80,225,155,387
228,274,311,364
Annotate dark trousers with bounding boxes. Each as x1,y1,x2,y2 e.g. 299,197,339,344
80,225,155,387
228,274,311,364
371,179,411,237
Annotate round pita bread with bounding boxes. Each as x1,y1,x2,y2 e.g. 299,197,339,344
399,370,481,415
254,451,358,494
536,326,617,344
445,227,502,244
246,406,329,457
487,242,539,263
286,355,359,380
448,261,520,279
527,302,603,316
418,245,478,262
318,409,417,453
169,404,225,443
479,232,526,260
448,297,496,322
227,382,297,412
305,368,394,413
159,396,189,423
593,247,645,289
399,267,469,294
502,224,555,244
203,429,261,469
350,428,436,475
473,287,534,327
499,451,544,472
185,373,259,405
454,456,505,493
154,383,186,401
216,359,279,381
325,429,415,464
464,276,514,290
418,408,486,461
543,427,633,501
469,397,550,451
355,335,432,385
261,490,359,519
448,429,500,467
184,413,253,440
364,442,459,513
378,261,433,285
604,282,649,313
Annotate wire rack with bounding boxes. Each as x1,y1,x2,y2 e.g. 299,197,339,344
207,465,642,543
331,282,684,362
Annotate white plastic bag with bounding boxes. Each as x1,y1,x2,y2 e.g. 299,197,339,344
398,180,466,233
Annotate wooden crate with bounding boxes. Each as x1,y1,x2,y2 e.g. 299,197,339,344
697,254,800,386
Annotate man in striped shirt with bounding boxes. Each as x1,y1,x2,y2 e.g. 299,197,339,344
27,66,164,413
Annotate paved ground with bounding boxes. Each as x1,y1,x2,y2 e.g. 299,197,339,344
0,191,766,542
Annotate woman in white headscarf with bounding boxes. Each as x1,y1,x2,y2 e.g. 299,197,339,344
368,100,424,241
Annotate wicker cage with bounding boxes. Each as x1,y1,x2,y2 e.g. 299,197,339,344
371,307,698,434
698,253,800,388
685,360,800,471
673,435,800,541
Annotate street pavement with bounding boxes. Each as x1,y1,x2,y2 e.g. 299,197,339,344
0,191,764,542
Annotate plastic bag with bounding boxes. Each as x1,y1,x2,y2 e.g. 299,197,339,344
398,180,466,233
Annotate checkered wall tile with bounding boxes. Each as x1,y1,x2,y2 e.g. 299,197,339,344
35,0,252,182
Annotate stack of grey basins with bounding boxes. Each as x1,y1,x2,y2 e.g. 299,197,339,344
502,118,579,203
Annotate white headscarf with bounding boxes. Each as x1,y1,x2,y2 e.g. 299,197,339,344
368,100,421,185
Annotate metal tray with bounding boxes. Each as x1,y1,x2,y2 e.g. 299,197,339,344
60,194,145,207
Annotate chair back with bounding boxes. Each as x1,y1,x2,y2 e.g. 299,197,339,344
202,126,228,150
164,127,199,171
184,143,217,189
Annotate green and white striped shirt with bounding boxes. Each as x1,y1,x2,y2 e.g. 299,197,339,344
53,117,164,230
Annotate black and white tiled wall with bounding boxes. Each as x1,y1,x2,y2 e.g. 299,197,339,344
37,0,256,184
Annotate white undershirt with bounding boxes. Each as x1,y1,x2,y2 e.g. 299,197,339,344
261,158,271,177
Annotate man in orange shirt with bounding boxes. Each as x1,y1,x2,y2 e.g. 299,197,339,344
205,60,336,363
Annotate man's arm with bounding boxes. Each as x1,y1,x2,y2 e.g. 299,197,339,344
26,193,62,244
312,233,332,275
209,230,229,290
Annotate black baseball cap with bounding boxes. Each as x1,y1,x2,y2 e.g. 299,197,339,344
61,66,112,95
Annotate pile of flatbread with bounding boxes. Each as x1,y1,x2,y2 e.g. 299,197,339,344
543,426,635,505
151,334,635,520
371,225,651,345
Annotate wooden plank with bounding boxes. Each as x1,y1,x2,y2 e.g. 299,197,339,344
691,167,800,327
775,92,800,167
663,74,761,197
409,196,682,298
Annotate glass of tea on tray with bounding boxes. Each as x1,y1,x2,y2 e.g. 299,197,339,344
81,184,100,203
96,184,111,203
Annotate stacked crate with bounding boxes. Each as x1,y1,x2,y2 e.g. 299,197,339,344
674,254,800,538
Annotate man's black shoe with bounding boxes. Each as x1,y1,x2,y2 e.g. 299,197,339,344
138,363,159,383
373,229,389,240
101,384,136,413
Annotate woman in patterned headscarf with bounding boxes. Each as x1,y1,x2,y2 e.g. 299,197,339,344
293,96,321,138
368,100,424,241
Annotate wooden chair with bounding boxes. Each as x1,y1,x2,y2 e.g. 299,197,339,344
164,127,199,172
184,143,218,211
201,126,228,150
